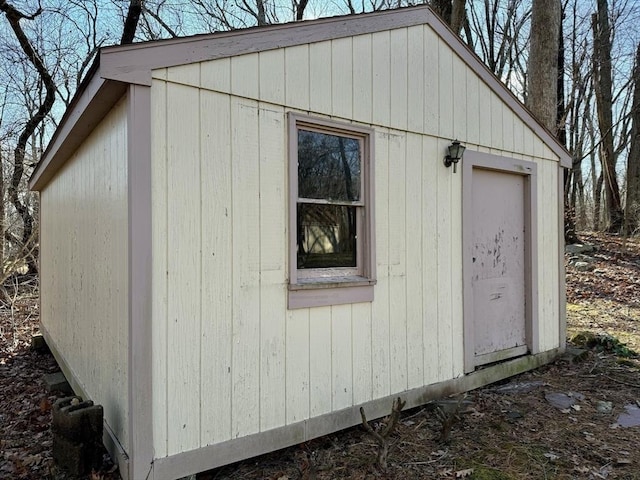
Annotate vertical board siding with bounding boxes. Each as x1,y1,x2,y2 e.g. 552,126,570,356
152,24,562,454
200,90,233,445
331,304,354,410
407,26,424,133
352,34,373,124
151,77,169,457
371,131,392,400
478,81,493,148
423,26,439,136
286,309,310,423
309,307,332,416
390,29,408,131
40,98,129,450
465,69,480,146
231,54,259,99
285,45,310,111
451,55,468,140
258,105,288,432
502,107,515,153
230,98,261,439
259,49,285,106
421,136,440,384
351,302,373,405
388,132,408,394
405,133,424,389
309,42,332,114
331,37,354,119
372,31,391,126
200,57,231,93
436,138,454,381
437,39,454,139
490,93,504,150
166,81,202,454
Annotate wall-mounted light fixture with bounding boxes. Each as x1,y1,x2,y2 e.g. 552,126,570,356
443,140,466,173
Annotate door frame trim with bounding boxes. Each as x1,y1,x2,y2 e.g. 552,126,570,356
462,151,539,373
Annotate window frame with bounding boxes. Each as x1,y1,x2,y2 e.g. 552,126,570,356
288,113,376,309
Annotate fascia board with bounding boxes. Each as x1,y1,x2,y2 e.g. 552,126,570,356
98,6,438,86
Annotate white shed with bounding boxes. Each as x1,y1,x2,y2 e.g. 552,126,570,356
30,5,570,479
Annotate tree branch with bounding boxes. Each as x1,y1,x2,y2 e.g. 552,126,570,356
360,397,406,470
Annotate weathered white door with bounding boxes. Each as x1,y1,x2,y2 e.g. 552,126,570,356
463,153,537,371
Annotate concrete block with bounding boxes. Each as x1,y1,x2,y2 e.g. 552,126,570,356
43,371,73,395
52,397,104,476
31,334,50,353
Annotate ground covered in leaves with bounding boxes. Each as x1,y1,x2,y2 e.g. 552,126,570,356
1,231,639,479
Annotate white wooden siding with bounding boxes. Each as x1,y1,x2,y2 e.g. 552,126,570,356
151,23,561,456
40,98,129,450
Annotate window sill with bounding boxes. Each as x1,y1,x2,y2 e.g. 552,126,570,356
288,277,375,309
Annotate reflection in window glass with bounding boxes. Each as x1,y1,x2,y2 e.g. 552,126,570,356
297,205,356,269
298,130,361,201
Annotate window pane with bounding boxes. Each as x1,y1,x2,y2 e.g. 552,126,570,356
298,129,361,201
297,203,356,269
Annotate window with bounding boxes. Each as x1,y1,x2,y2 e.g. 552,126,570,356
288,114,375,309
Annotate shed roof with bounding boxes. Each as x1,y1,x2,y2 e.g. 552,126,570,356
30,5,571,190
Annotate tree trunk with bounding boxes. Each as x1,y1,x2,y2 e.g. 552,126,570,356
527,0,561,133
295,0,309,21
626,42,640,235
121,0,143,44
555,5,579,244
594,171,603,230
592,1,623,232
450,0,466,35
0,147,4,275
0,1,56,274
431,0,466,35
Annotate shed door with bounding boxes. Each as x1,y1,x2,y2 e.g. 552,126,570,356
470,167,528,367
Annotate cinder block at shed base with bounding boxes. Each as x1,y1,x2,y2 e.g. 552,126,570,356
52,396,104,476
30,334,49,353
43,371,73,394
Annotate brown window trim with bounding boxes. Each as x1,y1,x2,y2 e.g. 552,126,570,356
288,113,376,309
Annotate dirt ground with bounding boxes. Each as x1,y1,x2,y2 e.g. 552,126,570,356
1,231,639,479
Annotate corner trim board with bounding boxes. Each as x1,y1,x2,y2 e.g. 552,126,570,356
558,166,567,351
127,84,155,480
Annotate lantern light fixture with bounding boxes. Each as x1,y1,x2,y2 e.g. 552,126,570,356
444,140,466,173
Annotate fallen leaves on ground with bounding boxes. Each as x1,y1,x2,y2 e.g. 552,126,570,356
0,282,118,480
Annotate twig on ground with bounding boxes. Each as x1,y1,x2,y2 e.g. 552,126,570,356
603,375,640,388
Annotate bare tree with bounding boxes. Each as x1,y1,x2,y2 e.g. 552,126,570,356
430,0,466,34
467,0,531,97
626,42,640,234
564,0,593,229
0,0,56,274
592,0,623,232
527,0,561,133
121,0,144,44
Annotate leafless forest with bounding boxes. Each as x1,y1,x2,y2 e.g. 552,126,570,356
1,1,640,287
2,1,640,478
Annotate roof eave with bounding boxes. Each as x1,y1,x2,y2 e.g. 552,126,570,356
29,59,128,191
